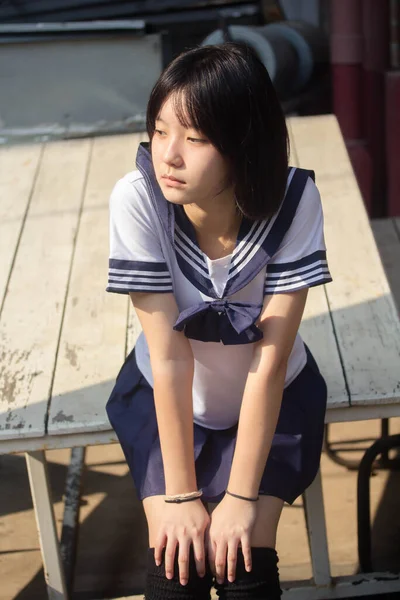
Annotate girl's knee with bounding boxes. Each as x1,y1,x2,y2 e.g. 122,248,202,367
214,547,282,599
142,495,166,547
145,547,213,600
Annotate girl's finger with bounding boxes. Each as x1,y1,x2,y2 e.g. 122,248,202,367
214,539,228,584
207,537,216,576
227,538,240,582
178,538,191,586
241,536,252,573
192,533,206,578
154,532,167,567
164,538,178,580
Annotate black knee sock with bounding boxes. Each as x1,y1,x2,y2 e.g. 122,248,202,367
144,546,213,600
214,547,282,600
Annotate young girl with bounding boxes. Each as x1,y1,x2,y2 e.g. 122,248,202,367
106,42,332,600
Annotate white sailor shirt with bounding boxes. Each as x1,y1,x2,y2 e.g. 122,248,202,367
106,142,332,430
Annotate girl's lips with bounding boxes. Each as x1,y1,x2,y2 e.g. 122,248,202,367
162,176,186,187
163,174,185,182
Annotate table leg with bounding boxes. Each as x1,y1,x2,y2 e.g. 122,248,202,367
302,469,331,586
378,419,390,467
61,446,86,595
25,450,69,600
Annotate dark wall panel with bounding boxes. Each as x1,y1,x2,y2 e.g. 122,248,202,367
0,0,256,23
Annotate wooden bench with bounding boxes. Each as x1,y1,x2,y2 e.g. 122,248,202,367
1,115,400,600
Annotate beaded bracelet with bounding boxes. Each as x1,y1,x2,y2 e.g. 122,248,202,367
164,490,203,504
226,490,259,502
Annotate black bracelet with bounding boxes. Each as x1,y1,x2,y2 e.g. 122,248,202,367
225,490,259,502
164,495,201,504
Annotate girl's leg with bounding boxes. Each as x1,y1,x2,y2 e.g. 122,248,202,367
143,495,168,548
142,495,213,600
250,495,284,548
210,496,284,599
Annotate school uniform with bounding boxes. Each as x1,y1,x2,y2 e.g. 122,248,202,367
105,141,332,504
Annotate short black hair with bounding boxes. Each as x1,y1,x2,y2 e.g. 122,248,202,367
146,42,289,220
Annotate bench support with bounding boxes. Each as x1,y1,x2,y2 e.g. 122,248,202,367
302,468,331,586
60,446,86,596
25,450,69,600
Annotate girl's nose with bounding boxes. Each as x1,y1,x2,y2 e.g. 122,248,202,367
163,141,184,167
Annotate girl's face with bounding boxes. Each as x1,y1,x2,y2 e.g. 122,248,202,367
151,94,233,208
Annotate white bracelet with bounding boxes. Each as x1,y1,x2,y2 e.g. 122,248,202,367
164,490,203,503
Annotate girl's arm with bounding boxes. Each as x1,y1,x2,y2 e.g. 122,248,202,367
130,291,197,495
130,291,209,586
227,288,309,498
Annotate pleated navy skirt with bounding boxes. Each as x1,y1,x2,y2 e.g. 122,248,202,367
106,344,327,505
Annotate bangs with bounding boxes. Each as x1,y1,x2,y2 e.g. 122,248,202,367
169,88,206,134
148,72,225,148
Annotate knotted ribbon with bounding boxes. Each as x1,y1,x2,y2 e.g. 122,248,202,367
173,299,264,345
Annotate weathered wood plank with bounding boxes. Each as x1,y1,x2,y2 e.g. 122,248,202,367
288,121,348,407
48,134,146,435
0,139,91,439
0,429,118,455
289,115,400,406
0,144,42,308
299,286,348,407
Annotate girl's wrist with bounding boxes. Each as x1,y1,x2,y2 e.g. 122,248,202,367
226,473,260,498
227,479,260,500
164,490,203,504
225,489,259,502
165,476,198,497
165,477,199,496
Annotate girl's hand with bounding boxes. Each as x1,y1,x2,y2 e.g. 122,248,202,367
207,494,258,584
155,498,210,586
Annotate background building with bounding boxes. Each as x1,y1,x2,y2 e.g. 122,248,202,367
0,0,399,216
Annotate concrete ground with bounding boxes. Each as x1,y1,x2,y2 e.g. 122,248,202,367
1,220,400,600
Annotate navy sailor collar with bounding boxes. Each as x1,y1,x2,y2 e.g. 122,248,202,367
135,141,313,300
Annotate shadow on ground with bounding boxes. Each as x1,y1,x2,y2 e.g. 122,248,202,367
370,464,400,573
1,453,147,600
1,447,400,600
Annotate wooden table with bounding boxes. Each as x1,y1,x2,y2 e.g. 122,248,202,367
1,115,400,599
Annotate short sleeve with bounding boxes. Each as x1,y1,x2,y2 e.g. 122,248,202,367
264,177,332,295
106,175,173,294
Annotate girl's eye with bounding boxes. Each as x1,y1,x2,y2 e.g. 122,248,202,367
154,129,206,143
